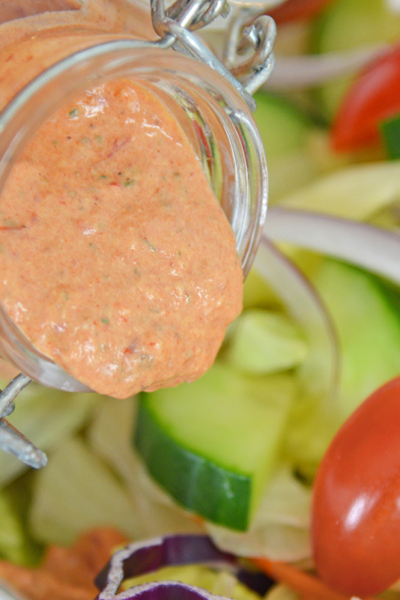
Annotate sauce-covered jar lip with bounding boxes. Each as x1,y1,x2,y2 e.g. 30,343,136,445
0,40,268,391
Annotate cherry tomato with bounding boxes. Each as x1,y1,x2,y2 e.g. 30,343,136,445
312,376,400,596
267,0,334,24
331,45,400,152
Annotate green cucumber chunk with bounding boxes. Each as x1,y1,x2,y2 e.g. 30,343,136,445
134,363,295,531
252,93,350,199
253,92,320,201
314,259,400,417
311,0,400,120
253,92,311,158
380,114,400,160
284,258,400,479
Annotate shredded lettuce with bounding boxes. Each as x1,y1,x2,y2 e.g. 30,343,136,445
0,491,32,566
205,466,311,562
0,384,98,486
88,395,203,538
28,434,142,546
122,565,261,600
279,161,400,221
243,269,283,311
222,310,308,375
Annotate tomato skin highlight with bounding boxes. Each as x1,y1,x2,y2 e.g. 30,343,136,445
267,0,334,24
331,45,400,152
311,376,400,596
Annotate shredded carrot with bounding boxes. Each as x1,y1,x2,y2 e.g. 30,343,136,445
0,527,128,600
252,557,376,600
191,514,206,527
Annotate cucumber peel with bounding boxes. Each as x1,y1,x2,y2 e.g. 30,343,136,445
134,364,295,531
380,114,400,160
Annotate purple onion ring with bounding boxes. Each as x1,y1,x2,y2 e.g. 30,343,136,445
94,534,271,600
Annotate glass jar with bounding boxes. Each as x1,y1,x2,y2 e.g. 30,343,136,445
0,0,268,392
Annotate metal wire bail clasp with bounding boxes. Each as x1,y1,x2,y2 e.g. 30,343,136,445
150,0,276,110
0,374,47,469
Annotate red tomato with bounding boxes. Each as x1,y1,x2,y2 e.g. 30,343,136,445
331,45,400,152
268,0,334,24
312,376,400,596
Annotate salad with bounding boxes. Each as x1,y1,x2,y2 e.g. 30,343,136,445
1,0,400,598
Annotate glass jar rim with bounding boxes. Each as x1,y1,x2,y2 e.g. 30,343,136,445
0,39,268,390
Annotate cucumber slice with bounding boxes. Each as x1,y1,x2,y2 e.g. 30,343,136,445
311,0,400,120
134,364,295,531
314,259,400,417
253,93,319,201
253,93,311,159
285,258,400,479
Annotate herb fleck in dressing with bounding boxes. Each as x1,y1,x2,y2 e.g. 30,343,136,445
0,80,243,398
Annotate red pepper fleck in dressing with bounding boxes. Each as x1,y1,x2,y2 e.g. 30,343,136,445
0,80,243,398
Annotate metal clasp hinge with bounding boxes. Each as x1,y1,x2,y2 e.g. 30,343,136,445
151,0,276,110
0,374,46,469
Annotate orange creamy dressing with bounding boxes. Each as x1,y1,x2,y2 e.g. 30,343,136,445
0,79,243,398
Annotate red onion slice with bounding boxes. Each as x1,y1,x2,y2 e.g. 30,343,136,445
95,534,272,600
386,0,400,13
264,45,388,90
265,207,400,284
254,237,339,401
